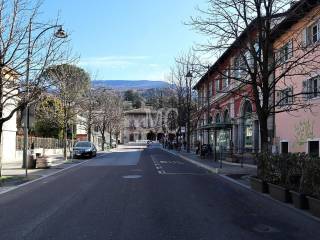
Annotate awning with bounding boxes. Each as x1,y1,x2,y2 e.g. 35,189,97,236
200,123,233,130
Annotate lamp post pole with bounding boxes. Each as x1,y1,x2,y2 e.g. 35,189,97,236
23,19,32,176
22,21,67,176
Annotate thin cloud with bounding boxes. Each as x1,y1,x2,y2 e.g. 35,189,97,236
79,55,150,68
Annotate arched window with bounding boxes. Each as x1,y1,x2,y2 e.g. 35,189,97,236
242,100,253,149
243,100,252,117
224,109,230,123
215,113,221,123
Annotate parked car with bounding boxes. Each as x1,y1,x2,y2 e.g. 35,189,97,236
73,141,97,158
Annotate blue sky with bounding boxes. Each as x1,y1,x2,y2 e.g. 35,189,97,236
41,0,205,81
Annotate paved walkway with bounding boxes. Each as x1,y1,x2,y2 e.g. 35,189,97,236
161,147,257,187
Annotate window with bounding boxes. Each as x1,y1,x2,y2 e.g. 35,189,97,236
215,78,220,93
215,113,221,123
277,40,293,63
278,87,293,106
221,69,229,89
303,76,320,99
304,21,320,46
209,81,213,98
234,55,246,79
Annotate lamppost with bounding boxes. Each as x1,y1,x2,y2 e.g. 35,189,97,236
23,20,67,176
185,70,193,152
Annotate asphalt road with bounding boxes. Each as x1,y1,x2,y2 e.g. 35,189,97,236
0,144,319,240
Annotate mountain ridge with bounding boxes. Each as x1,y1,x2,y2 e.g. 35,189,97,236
91,80,170,90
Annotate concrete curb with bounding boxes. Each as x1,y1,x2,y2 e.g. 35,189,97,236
161,148,220,174
0,152,108,196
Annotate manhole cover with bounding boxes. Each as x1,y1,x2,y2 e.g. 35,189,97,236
253,224,279,233
122,175,142,179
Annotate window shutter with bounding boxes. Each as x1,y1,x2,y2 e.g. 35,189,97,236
289,40,293,58
290,86,294,104
276,91,281,106
302,80,308,100
301,28,308,48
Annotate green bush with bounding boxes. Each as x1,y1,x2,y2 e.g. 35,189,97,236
257,152,320,198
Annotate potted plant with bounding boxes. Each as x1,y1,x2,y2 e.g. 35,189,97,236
267,154,292,203
289,153,309,209
305,158,320,217
250,152,270,193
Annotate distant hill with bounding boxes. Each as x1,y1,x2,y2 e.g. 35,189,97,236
91,80,170,90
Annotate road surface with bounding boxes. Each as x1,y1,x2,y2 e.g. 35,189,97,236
0,144,319,240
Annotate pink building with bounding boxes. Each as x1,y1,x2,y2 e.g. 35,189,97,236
273,1,320,156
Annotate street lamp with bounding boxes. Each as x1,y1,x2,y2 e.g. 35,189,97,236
186,71,193,81
185,70,193,152
23,20,68,176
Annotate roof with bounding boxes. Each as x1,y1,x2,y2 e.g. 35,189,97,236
193,1,313,90
271,0,319,40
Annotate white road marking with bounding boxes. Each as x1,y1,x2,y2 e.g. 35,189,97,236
151,155,166,175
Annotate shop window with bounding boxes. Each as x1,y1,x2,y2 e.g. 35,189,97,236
243,100,253,150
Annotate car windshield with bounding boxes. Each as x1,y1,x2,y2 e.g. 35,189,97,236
74,142,91,148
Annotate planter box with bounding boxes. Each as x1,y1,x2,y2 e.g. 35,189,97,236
36,157,50,169
250,177,269,193
307,196,320,218
290,191,309,209
268,183,291,203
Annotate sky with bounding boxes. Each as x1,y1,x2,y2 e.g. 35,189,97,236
41,0,206,81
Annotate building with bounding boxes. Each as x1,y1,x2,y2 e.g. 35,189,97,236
273,0,320,156
193,0,320,158
122,106,156,143
2,67,19,164
193,23,271,158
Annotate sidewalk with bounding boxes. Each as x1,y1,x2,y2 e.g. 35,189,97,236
162,147,257,187
0,154,89,194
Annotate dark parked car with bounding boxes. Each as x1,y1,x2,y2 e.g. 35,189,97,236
73,141,97,158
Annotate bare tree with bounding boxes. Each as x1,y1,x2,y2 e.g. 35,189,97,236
92,89,123,151
188,0,320,152
169,50,207,152
0,0,69,175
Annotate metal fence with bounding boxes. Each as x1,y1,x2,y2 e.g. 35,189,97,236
16,136,67,150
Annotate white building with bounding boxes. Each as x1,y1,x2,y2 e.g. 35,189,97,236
2,68,18,164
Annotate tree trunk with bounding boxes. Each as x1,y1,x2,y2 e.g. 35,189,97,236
186,119,191,153
87,113,92,141
102,135,105,151
109,130,112,149
259,115,269,153
0,124,3,178
63,106,67,160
